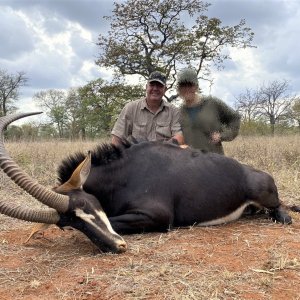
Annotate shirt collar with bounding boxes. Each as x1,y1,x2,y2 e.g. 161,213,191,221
183,97,207,109
141,97,169,111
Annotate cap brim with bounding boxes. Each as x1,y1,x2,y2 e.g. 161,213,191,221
177,80,198,86
148,79,166,86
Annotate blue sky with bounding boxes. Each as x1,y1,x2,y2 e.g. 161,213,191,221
1,0,300,122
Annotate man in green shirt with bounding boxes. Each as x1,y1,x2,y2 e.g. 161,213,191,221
177,68,240,154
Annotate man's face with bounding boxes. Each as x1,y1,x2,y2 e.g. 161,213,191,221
178,84,198,102
146,81,166,102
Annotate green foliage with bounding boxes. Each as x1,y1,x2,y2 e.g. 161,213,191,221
97,0,254,99
38,124,58,139
236,80,299,135
4,123,39,141
33,89,68,138
291,98,300,129
21,123,39,139
4,125,23,140
239,120,271,136
77,79,144,138
240,120,299,136
30,80,144,139
64,88,86,139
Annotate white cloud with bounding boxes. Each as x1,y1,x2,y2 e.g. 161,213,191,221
203,0,300,105
1,0,300,115
0,8,35,59
0,3,104,96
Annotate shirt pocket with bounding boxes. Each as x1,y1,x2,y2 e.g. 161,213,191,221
156,121,171,139
132,120,147,139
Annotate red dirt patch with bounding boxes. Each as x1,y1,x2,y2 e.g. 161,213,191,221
0,213,300,299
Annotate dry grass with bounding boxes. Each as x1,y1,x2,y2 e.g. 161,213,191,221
224,135,300,205
0,136,299,300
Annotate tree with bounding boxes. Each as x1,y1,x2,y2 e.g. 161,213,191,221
78,79,144,137
4,125,23,140
256,80,296,135
65,88,87,140
236,80,297,135
33,89,68,138
32,81,144,139
21,123,39,140
4,123,40,140
235,88,260,122
97,0,254,100
38,123,58,139
291,98,300,130
0,69,28,116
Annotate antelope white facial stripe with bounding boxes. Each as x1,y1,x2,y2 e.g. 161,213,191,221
75,209,95,222
96,210,118,236
75,208,120,238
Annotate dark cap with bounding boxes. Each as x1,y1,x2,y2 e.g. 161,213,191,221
148,71,167,86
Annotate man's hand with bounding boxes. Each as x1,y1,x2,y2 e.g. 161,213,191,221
211,132,221,144
172,133,184,145
180,144,190,149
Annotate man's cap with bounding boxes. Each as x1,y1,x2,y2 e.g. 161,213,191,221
148,71,167,86
177,68,199,86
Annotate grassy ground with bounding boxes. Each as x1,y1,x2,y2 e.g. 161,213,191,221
225,135,300,205
0,136,299,299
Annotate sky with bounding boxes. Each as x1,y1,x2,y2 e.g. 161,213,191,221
1,0,300,123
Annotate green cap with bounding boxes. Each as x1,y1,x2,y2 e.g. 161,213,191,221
177,68,198,86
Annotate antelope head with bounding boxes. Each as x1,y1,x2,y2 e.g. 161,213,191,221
0,113,127,253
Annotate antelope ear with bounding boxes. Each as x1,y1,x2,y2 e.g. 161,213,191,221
55,152,92,193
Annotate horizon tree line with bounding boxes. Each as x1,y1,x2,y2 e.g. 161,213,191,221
1,0,299,139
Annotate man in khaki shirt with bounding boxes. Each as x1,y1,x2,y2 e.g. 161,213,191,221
111,71,184,145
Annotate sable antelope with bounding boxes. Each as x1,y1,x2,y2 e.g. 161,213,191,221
0,113,296,253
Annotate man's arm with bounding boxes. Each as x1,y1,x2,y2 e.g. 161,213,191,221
216,100,241,141
170,105,184,145
111,103,133,145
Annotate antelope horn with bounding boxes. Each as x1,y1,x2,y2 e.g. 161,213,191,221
0,112,69,213
0,200,60,224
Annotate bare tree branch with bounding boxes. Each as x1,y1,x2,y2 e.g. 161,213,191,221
0,70,28,116
96,0,254,101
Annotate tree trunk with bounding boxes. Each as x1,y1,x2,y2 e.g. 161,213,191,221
270,115,275,136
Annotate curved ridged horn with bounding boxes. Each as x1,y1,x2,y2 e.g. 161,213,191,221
0,200,60,224
0,112,69,213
